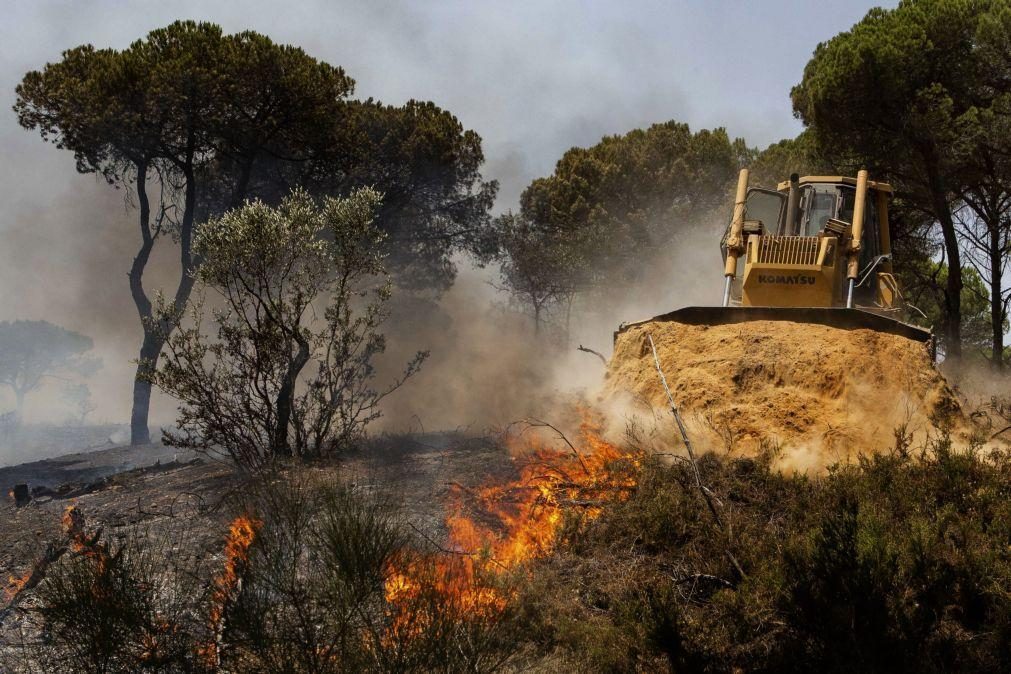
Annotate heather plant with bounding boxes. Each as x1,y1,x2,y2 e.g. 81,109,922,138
19,519,207,673
221,475,519,673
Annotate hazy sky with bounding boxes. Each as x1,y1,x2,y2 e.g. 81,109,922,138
2,0,892,207
0,1,893,423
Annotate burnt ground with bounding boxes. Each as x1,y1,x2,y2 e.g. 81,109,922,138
0,431,517,664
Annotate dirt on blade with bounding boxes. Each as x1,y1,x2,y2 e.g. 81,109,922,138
605,319,964,468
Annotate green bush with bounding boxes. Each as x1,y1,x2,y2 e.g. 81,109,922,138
520,434,1011,672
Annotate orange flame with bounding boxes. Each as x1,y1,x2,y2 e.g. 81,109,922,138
63,504,86,549
2,505,102,607
62,504,112,596
384,408,638,636
140,615,180,665
200,514,261,667
3,569,31,603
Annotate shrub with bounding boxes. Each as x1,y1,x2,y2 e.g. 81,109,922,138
222,475,519,672
28,519,205,673
519,434,1011,672
151,188,426,471
17,474,519,673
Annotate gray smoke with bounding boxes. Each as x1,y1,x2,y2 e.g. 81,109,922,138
0,1,892,463
375,214,727,432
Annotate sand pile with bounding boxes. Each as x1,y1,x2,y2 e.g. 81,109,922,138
605,319,962,468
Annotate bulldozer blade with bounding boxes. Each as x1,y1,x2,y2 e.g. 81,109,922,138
616,306,934,355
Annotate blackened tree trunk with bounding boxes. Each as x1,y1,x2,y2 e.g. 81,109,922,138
130,332,163,445
990,222,1006,370
128,160,156,445
926,163,963,358
129,157,199,446
272,336,311,457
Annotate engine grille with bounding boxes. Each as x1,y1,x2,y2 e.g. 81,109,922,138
755,236,821,266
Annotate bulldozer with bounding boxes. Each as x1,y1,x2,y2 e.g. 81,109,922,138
617,169,933,350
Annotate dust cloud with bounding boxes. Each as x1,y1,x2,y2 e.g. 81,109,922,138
376,213,727,435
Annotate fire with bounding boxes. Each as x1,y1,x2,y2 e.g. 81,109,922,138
384,408,638,634
63,504,86,549
140,615,180,665
448,411,635,568
61,504,112,596
3,569,31,603
64,504,106,563
200,514,261,667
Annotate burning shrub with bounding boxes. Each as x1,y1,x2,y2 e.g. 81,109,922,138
150,188,426,471
513,432,1011,672
11,472,527,673
215,474,521,672
26,510,205,672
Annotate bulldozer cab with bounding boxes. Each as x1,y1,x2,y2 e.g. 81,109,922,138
721,172,897,311
617,169,931,352
616,169,932,353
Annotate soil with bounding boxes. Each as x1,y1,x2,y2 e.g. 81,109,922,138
604,318,964,469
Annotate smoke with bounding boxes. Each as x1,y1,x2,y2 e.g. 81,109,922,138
0,177,182,427
0,1,894,466
376,211,727,434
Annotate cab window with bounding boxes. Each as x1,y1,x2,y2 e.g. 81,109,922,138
801,186,838,235
744,188,785,233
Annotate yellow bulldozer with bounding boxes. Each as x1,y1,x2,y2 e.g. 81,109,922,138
619,169,933,349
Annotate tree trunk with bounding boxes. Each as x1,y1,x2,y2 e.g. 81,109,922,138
130,330,164,445
990,223,1005,370
128,160,156,445
925,163,962,358
272,336,311,458
128,157,199,445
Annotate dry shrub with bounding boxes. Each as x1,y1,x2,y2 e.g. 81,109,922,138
223,474,519,672
9,472,519,673
20,519,207,673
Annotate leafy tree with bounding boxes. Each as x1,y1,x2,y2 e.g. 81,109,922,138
15,21,353,445
310,100,498,292
747,130,831,187
0,320,97,417
901,259,1000,360
203,97,499,292
150,188,425,470
954,200,1011,367
517,122,749,291
62,383,97,424
490,212,586,335
16,21,495,446
956,4,1011,370
791,0,1010,359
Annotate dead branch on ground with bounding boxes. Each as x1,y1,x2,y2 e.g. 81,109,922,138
577,344,607,365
